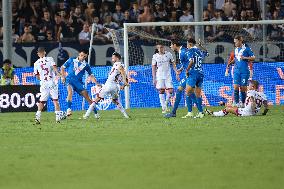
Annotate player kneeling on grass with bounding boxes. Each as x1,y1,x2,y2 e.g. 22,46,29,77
34,47,67,124
206,80,269,117
83,52,129,119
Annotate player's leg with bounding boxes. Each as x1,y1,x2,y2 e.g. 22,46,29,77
112,98,129,118
81,90,99,116
164,78,186,118
212,106,239,117
35,86,49,124
239,73,249,107
66,84,73,116
194,74,205,118
165,77,174,112
156,79,166,113
233,72,241,106
50,86,66,123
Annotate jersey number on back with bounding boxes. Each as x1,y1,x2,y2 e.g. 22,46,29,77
41,63,50,81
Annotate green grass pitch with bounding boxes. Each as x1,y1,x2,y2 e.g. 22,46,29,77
0,106,284,189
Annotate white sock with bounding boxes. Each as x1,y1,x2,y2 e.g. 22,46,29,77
165,93,172,106
159,93,166,109
36,111,41,118
85,102,95,117
116,102,128,117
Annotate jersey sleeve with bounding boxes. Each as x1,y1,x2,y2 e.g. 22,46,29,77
33,62,39,75
85,64,93,75
62,58,72,68
152,54,157,66
246,47,255,57
48,57,56,66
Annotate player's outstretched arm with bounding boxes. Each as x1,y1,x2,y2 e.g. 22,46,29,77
89,75,98,85
185,59,194,77
119,65,129,86
262,100,269,116
60,66,66,84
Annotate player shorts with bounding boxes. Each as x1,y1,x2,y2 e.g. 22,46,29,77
98,82,120,100
233,71,249,86
66,79,85,94
186,72,204,88
156,78,173,89
178,77,187,89
40,81,58,101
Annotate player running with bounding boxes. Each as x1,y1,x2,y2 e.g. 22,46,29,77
60,49,99,118
152,43,178,113
184,38,209,118
164,39,197,118
231,36,255,108
33,47,66,124
206,80,269,117
83,52,129,119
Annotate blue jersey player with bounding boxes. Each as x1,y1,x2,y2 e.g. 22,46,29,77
184,38,208,118
233,35,255,107
61,49,99,117
164,39,197,118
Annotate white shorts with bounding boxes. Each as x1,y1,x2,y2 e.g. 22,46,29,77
238,107,254,116
156,78,173,89
40,81,58,101
98,82,119,99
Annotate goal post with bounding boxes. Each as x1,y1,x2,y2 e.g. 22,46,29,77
121,20,284,109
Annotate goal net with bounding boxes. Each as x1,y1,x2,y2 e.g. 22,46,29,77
109,20,284,109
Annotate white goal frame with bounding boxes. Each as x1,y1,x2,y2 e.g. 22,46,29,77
123,20,284,109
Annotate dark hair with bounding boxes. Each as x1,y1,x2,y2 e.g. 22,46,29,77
250,80,259,89
234,35,243,41
37,47,45,52
80,49,89,54
3,59,12,64
187,38,196,44
112,52,121,59
171,39,181,46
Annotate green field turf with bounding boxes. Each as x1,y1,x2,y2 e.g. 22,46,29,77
0,106,283,189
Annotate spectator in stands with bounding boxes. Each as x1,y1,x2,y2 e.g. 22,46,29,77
113,4,124,26
19,25,36,43
169,11,177,22
103,15,119,30
69,5,85,36
246,9,257,21
222,0,237,17
228,8,238,21
129,2,140,23
100,3,112,19
138,4,154,22
203,9,211,21
46,30,55,42
93,17,110,44
12,25,19,43
36,25,47,42
168,0,183,21
206,0,215,19
30,15,39,37
42,10,55,35
153,1,168,22
0,59,15,86
239,10,247,21
79,23,91,45
121,10,135,24
204,25,215,41
179,8,194,22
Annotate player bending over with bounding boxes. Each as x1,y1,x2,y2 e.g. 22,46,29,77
206,80,269,117
61,49,99,118
83,52,129,119
152,43,178,113
34,47,66,124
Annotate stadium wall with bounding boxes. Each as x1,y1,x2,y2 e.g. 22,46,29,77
7,62,284,112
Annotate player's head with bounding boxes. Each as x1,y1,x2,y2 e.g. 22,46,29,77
2,59,12,69
37,47,46,58
170,39,181,51
112,52,121,62
234,35,243,47
248,80,259,90
187,38,196,48
156,42,165,54
78,49,88,61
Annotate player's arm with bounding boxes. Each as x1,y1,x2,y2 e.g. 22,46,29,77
118,65,129,87
60,58,71,83
262,100,269,115
241,48,255,61
197,39,208,52
225,52,235,76
151,56,157,85
33,63,40,80
185,58,194,77
85,65,99,85
249,61,253,79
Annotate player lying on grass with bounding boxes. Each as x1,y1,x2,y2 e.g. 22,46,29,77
83,52,130,119
60,49,99,118
205,80,269,117
33,47,67,124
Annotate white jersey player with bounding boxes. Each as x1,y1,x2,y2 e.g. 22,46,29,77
83,52,129,119
33,47,66,124
208,80,269,117
152,43,176,113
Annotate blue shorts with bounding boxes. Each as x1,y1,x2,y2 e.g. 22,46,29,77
66,79,85,94
233,72,249,86
178,78,186,89
186,72,204,88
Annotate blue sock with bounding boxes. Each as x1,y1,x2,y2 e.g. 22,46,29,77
241,91,246,103
93,103,98,114
186,94,193,112
234,90,239,104
67,101,72,109
191,93,197,105
196,97,203,112
172,90,182,114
